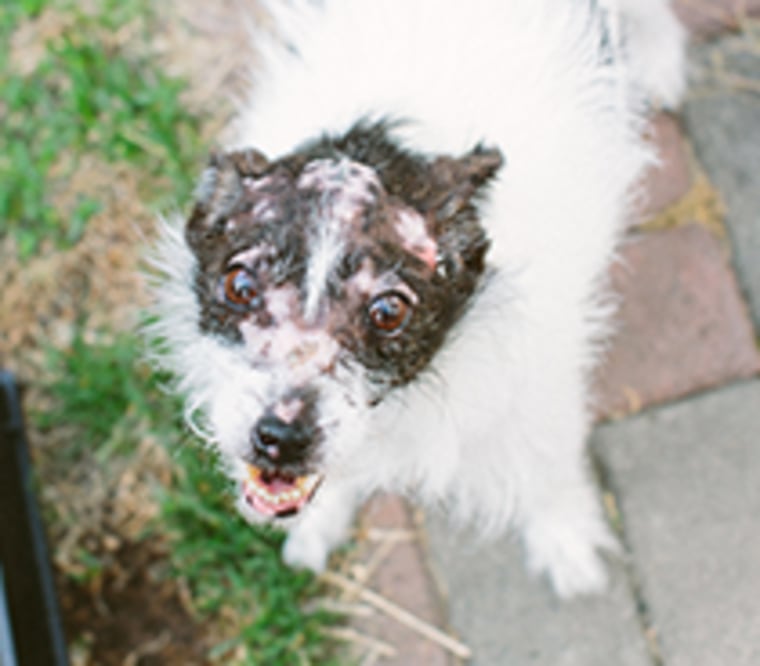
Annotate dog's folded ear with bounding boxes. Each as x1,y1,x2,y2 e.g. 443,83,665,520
429,145,503,221
186,148,271,251
427,145,503,275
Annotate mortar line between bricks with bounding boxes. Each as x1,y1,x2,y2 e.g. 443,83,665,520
592,451,664,666
602,374,760,425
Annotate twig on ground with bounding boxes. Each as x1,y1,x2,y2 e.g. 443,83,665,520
364,528,417,543
359,648,383,666
322,626,397,659
122,630,171,666
359,537,403,586
322,570,472,660
306,598,375,618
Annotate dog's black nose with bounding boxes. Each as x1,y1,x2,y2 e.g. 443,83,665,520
251,414,313,465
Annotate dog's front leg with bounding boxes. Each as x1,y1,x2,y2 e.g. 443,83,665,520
508,371,619,598
282,479,359,573
518,458,619,599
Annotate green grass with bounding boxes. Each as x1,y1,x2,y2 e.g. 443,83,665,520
0,0,204,256
8,1,346,661
164,445,343,665
39,333,162,449
42,334,344,665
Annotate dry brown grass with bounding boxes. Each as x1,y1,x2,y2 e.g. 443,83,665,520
0,158,151,378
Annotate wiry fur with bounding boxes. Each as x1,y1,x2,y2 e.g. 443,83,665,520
148,0,686,597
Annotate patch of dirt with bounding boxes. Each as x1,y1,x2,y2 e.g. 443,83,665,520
0,151,213,664
59,540,212,666
43,425,171,571
0,157,153,380
8,7,75,75
151,0,267,143
32,406,216,664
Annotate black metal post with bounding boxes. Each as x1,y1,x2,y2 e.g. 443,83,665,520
0,371,69,666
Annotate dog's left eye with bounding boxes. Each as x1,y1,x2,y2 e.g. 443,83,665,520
222,267,261,309
367,291,411,336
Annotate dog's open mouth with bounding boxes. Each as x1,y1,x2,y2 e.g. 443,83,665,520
243,465,322,518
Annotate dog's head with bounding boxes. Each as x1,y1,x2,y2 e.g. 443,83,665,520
178,121,502,520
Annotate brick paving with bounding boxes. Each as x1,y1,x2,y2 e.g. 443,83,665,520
594,223,760,419
674,0,760,39
339,11,760,665
343,495,454,665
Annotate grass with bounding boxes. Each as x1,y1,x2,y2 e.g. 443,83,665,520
0,0,203,256
42,334,344,665
164,442,343,665
4,1,347,663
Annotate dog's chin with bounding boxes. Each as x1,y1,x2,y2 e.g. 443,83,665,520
241,464,323,519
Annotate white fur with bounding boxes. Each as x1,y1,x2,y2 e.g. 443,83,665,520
149,0,686,597
300,158,380,319
607,0,688,109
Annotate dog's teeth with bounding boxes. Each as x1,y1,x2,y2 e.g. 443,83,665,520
252,486,304,505
254,486,268,500
243,469,323,515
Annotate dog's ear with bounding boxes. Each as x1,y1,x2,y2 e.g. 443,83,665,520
427,145,503,275
186,148,270,251
429,145,503,220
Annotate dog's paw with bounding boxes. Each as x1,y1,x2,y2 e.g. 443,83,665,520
282,529,330,573
523,519,619,599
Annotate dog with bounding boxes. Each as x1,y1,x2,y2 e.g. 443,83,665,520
148,0,685,598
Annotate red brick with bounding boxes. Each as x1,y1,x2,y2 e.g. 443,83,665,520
594,224,760,419
637,113,693,223
674,0,760,39
349,495,455,665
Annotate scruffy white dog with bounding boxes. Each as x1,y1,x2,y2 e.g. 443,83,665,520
150,0,685,597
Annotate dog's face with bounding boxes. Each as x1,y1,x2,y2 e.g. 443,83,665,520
182,123,501,521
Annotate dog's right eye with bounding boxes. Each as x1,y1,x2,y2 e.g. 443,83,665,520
222,267,261,309
367,291,412,336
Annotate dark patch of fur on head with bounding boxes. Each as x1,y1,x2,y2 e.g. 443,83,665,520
293,120,502,291
184,119,503,389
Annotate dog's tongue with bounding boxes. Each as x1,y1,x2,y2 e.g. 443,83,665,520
243,465,321,517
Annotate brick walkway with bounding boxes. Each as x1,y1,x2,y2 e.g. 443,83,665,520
332,5,760,664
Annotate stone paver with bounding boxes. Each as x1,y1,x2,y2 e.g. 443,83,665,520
424,517,653,666
349,495,454,665
594,223,760,419
674,0,760,39
594,380,760,666
683,30,760,327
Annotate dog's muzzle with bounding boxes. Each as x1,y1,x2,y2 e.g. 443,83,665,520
242,412,323,518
